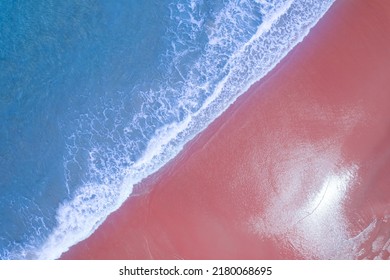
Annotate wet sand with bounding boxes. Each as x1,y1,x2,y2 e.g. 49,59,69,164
61,0,390,259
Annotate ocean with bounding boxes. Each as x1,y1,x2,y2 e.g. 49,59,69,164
0,0,334,259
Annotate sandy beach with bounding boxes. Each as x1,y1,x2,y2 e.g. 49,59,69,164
61,0,390,259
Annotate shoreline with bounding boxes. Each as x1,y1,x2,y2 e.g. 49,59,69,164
61,0,390,259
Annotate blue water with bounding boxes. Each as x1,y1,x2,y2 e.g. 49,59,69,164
0,0,334,259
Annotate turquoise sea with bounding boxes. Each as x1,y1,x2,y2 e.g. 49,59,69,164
0,0,334,259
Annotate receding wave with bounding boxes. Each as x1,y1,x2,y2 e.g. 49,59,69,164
4,0,335,259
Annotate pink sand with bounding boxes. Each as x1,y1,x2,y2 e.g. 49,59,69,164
61,0,390,259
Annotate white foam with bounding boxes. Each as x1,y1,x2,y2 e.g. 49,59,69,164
133,116,192,169
33,0,336,260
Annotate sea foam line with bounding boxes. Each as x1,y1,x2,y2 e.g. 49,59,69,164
33,0,335,260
